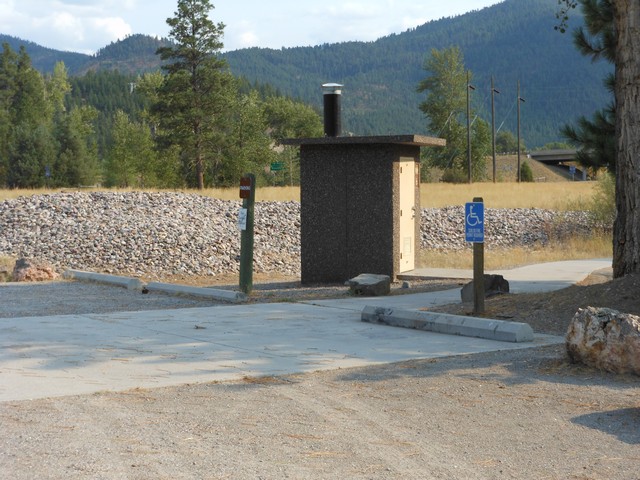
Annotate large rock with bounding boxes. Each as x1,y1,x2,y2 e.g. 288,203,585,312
12,258,60,282
345,274,391,296
566,307,640,375
0,264,10,282
460,274,509,302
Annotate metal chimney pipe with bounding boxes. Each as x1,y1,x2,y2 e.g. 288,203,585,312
322,83,343,137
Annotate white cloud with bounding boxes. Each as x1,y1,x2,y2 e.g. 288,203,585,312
225,19,259,50
400,16,429,31
93,17,133,41
0,0,137,53
238,31,259,48
0,0,502,54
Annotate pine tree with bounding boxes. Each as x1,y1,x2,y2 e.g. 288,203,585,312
560,0,615,172
559,0,640,277
0,43,19,184
6,46,54,187
153,0,234,189
53,105,100,187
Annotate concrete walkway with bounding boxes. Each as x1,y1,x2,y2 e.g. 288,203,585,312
0,259,611,402
405,258,613,293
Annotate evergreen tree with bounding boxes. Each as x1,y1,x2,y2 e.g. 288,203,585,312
153,0,234,189
559,0,640,277
0,44,101,187
0,43,19,183
47,62,101,187
52,105,100,187
6,46,54,187
560,0,615,172
8,124,54,188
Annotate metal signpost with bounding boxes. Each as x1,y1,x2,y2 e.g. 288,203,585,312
465,198,485,314
239,174,255,294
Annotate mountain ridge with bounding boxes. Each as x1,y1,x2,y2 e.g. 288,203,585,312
0,0,611,147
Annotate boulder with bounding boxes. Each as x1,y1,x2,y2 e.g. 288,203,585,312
0,265,10,282
345,273,391,296
12,258,60,282
566,307,640,376
460,274,509,302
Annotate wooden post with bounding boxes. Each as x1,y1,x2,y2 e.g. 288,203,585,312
472,197,485,314
239,174,255,294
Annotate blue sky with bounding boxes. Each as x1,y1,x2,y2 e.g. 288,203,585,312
1,0,502,54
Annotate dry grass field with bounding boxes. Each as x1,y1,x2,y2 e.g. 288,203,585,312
0,182,593,210
420,182,595,210
0,186,301,203
419,234,611,270
0,157,590,209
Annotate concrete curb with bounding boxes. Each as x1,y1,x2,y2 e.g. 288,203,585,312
145,282,247,303
63,269,144,290
361,306,534,343
63,269,246,303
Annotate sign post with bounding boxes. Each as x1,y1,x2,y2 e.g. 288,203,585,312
465,198,485,314
239,174,255,294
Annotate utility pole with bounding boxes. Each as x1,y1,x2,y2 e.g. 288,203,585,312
517,80,525,183
467,71,475,184
491,76,500,183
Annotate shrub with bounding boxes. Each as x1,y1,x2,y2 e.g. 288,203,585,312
520,161,534,182
441,168,468,184
589,172,615,230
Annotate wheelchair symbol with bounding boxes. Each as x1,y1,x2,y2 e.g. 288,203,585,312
466,205,483,227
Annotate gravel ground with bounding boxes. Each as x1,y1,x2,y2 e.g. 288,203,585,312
1,279,639,479
1,345,638,479
0,277,462,318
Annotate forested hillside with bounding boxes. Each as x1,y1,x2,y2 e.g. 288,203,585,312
78,34,173,75
1,0,611,148
0,34,88,72
0,34,169,75
223,0,611,147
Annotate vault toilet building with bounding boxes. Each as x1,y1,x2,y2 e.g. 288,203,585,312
284,84,445,284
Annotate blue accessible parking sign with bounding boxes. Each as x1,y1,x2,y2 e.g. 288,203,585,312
465,202,485,243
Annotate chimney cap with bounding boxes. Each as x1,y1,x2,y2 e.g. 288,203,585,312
322,83,343,95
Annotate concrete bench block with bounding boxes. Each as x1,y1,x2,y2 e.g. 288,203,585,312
145,282,247,303
63,269,144,290
361,306,534,343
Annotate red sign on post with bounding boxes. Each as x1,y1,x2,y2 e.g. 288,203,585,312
239,176,252,199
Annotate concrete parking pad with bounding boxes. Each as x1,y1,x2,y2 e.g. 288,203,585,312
0,259,611,402
0,301,562,402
